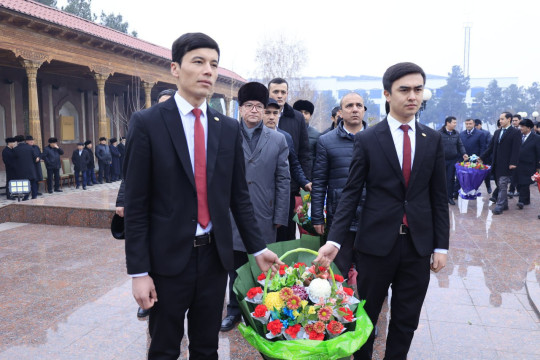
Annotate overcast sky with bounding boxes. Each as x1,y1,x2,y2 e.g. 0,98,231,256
57,0,540,86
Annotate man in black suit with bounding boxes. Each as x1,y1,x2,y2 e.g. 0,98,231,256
72,142,90,190
25,135,43,196
475,119,493,193
515,119,540,209
269,77,311,242
481,112,521,215
315,62,449,360
13,135,38,200
2,137,17,200
123,32,281,360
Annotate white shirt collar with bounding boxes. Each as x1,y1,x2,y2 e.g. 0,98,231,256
174,92,208,118
387,114,416,133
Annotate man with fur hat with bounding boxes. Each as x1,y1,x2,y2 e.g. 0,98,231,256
2,137,17,200
221,82,290,331
13,135,38,200
25,135,44,195
83,140,98,186
42,137,64,193
96,137,112,183
294,99,320,176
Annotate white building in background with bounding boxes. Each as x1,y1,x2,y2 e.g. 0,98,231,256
304,74,519,120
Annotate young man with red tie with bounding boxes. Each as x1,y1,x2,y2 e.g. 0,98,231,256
315,62,449,359
123,32,281,359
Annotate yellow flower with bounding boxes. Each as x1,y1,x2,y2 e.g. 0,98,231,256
293,310,300,317
303,194,310,202
308,306,316,315
264,291,285,311
301,300,308,309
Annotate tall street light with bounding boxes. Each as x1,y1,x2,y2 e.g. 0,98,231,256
532,111,539,121
417,88,432,123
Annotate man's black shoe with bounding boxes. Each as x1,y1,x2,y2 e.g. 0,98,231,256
507,192,514,199
137,307,149,318
517,202,524,209
220,315,241,332
76,185,80,189
83,186,87,190
48,191,53,194
503,205,509,211
448,198,456,205
489,196,497,203
493,208,503,215
54,189,63,192
87,183,93,187
487,186,492,194
453,193,459,200
37,192,43,196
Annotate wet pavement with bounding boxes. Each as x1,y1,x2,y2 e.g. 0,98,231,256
0,183,538,359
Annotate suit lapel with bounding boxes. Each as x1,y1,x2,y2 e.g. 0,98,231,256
375,119,405,185
206,107,222,184
408,122,427,189
161,99,195,189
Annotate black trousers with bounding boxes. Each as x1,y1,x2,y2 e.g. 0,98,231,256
226,251,249,317
98,161,110,182
46,168,60,191
276,191,297,242
444,160,457,199
353,232,431,360
517,184,531,205
148,243,228,360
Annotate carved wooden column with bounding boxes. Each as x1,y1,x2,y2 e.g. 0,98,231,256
21,60,43,149
94,73,109,139
142,81,154,109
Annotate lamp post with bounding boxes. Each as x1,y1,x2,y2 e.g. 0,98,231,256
532,111,538,121
417,88,432,122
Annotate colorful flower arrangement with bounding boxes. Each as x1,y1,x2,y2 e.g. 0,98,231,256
455,154,492,200
246,259,360,341
457,154,490,170
292,192,319,236
532,172,540,193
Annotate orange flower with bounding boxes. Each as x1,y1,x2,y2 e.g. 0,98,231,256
287,295,302,310
317,306,332,322
279,287,293,300
327,320,344,335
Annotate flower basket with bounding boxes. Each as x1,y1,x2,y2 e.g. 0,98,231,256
233,236,373,360
455,161,491,200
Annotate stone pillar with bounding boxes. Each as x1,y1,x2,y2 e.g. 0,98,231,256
94,73,109,139
22,60,43,149
224,96,233,117
142,81,154,109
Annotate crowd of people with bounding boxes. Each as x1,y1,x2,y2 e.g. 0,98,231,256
2,135,126,200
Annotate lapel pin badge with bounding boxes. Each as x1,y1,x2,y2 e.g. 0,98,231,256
214,117,220,121
422,133,426,137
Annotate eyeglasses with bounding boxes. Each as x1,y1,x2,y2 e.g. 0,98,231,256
243,103,264,112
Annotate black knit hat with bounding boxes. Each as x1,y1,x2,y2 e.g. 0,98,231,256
15,135,25,142
84,140,92,146
5,137,15,143
99,137,107,141
293,100,315,115
238,82,269,107
25,135,34,141
110,138,117,144
48,137,58,144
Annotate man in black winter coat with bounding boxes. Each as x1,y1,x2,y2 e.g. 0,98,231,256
268,77,311,241
294,99,320,177
84,140,98,186
515,119,540,209
96,137,112,183
25,135,43,195
2,137,17,200
72,142,91,190
13,135,38,200
311,92,367,275
42,137,64,193
439,116,468,204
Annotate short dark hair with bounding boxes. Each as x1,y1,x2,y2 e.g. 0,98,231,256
535,121,540,128
464,118,474,123
474,119,482,126
99,137,107,141
268,78,288,90
157,89,176,102
382,62,426,93
445,116,457,124
513,114,522,120
519,118,534,128
172,33,220,66
331,106,340,118
502,112,512,120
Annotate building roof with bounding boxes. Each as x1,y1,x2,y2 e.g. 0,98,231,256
0,0,246,82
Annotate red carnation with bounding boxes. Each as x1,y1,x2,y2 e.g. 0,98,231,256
257,272,267,281
294,262,306,268
309,331,325,341
279,264,289,276
327,320,344,335
343,287,353,296
247,287,262,299
267,319,283,335
254,304,268,318
339,307,354,322
285,324,302,339
334,274,344,283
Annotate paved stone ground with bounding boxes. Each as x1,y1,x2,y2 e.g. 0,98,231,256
0,182,538,359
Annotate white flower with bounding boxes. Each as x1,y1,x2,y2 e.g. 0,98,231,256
308,278,331,300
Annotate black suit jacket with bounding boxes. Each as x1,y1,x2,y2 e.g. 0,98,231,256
516,133,540,185
72,149,90,171
481,126,521,178
13,143,37,181
123,97,266,276
327,118,449,257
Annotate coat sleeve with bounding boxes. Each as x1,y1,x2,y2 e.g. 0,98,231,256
457,134,467,157
327,134,367,244
116,180,125,207
429,134,450,250
273,135,291,226
481,132,495,161
229,123,267,255
297,114,312,181
58,148,64,156
310,137,329,225
124,112,152,274
71,150,76,164
509,130,521,167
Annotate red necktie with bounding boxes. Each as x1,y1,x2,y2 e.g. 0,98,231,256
192,108,210,228
400,124,411,226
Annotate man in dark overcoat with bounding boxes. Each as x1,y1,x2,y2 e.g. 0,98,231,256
13,135,38,200
72,142,91,190
2,137,17,200
515,119,540,209
42,137,64,193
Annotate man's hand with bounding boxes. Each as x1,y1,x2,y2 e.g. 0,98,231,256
116,207,124,217
313,243,339,268
463,154,469,161
509,165,517,169
430,253,447,273
255,249,283,274
304,182,312,192
132,275,158,310
314,224,325,235
274,224,282,229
